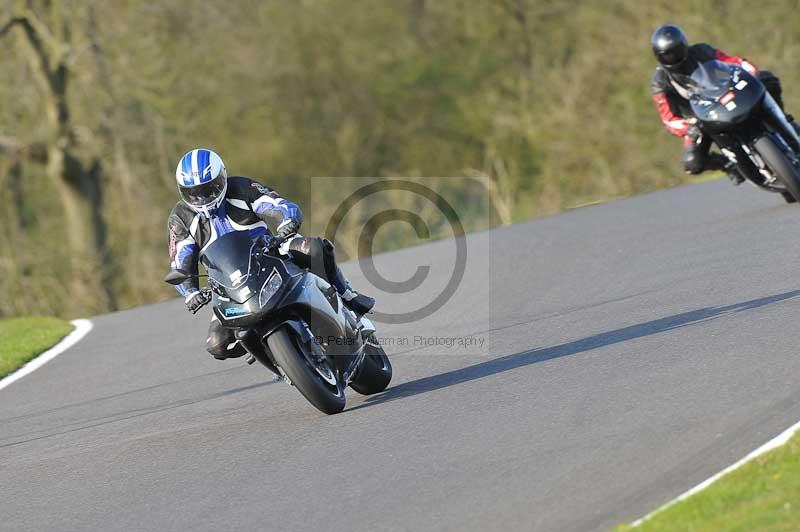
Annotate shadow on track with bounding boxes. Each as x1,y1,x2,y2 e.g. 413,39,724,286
350,289,800,411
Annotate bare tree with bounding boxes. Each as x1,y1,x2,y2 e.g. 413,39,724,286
0,0,114,312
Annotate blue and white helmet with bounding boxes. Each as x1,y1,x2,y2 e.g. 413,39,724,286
175,148,228,217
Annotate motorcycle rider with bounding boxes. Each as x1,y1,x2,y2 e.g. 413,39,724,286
650,24,797,184
167,148,375,360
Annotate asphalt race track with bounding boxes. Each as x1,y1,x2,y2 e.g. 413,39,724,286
3,179,800,531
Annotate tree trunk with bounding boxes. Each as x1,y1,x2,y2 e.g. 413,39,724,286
5,6,117,315
56,153,115,314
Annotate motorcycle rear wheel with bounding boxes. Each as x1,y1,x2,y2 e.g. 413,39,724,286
267,327,346,415
754,135,800,203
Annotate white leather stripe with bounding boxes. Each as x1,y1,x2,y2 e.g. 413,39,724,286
279,234,301,256
226,198,250,210
174,237,194,254
198,217,268,253
669,79,692,100
227,218,269,232
252,195,281,210
190,149,199,185
172,237,195,268
189,214,200,238
200,217,219,252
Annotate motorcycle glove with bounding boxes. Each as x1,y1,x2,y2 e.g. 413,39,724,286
186,290,210,313
685,124,702,142
276,219,300,238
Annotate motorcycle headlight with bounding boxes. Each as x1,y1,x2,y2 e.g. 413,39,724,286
259,270,283,307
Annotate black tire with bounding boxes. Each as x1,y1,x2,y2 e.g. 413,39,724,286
350,336,392,395
782,191,798,203
267,327,345,415
754,135,800,203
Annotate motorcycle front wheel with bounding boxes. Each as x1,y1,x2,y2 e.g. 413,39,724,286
754,135,800,203
267,327,346,415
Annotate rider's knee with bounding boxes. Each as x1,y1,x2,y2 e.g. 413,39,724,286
206,319,245,359
683,151,704,175
758,71,782,100
206,331,230,358
206,336,246,360
289,236,329,276
290,236,324,262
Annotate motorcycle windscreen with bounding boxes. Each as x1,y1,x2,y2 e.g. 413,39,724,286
200,231,264,304
687,60,735,100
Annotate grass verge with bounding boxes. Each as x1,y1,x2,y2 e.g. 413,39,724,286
0,317,74,379
619,430,800,531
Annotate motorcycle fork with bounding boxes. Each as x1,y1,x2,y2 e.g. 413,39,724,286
236,328,281,375
759,93,800,153
714,132,771,185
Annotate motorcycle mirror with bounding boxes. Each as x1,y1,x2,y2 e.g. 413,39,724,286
164,269,191,285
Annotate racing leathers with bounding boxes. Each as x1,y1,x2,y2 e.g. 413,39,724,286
651,43,787,177
167,175,374,360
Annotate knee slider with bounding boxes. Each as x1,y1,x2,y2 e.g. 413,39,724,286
206,336,246,359
289,236,324,260
206,333,229,357
289,236,328,277
683,153,704,175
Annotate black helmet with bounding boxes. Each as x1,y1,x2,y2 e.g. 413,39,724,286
651,24,689,72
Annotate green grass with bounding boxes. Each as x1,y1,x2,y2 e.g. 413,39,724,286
0,317,74,378
687,172,725,185
619,431,800,531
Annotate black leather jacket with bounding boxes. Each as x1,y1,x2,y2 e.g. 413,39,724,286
650,43,757,136
167,176,302,298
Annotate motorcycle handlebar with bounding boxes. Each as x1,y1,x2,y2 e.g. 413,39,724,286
261,233,294,251
190,234,295,315
269,235,287,250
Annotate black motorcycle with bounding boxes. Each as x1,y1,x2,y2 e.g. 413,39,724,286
688,60,800,203
165,231,392,414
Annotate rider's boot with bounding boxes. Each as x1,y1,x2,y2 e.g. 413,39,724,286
330,266,375,315
707,152,744,185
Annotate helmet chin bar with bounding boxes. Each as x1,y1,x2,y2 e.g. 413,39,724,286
188,198,223,218
665,60,688,74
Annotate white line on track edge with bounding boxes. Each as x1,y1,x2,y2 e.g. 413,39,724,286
0,319,93,391
632,417,800,526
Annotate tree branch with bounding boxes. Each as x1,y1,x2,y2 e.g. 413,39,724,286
16,15,54,76
0,135,47,163
0,17,24,39
0,7,65,79
17,7,62,57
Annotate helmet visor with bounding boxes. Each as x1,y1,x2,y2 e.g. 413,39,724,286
657,49,685,66
179,174,226,207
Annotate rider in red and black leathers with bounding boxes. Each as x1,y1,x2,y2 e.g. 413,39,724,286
650,24,792,181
